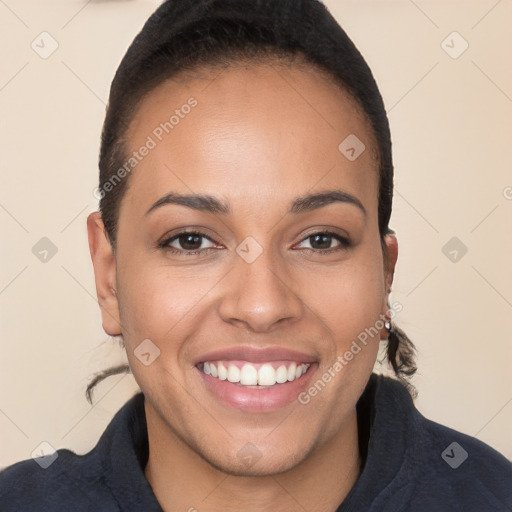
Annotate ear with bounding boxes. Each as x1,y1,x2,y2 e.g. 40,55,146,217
380,231,398,339
87,212,122,336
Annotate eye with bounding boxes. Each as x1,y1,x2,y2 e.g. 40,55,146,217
159,229,351,257
159,231,219,255
295,231,351,254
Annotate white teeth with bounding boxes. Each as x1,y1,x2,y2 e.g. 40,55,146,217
240,364,258,385
275,365,288,383
202,361,311,386
287,362,297,381
217,362,227,380
258,364,276,386
227,365,241,383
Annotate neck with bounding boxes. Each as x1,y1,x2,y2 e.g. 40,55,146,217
143,406,362,512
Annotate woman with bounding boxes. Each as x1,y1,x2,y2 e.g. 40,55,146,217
1,0,510,510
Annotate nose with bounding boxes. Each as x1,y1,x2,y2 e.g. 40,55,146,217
218,248,305,333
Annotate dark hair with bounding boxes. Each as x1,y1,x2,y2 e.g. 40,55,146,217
87,0,417,403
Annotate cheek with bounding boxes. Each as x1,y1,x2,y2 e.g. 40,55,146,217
116,255,227,361
115,261,209,395
303,253,384,342
118,265,201,333
299,250,385,402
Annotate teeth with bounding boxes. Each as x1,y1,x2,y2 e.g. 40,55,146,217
227,365,241,383
217,362,227,380
287,363,297,381
202,361,311,386
240,364,258,385
276,365,288,383
258,364,276,386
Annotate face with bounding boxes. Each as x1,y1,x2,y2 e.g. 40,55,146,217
88,58,397,476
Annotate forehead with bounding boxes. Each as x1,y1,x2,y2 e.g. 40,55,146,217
122,60,379,217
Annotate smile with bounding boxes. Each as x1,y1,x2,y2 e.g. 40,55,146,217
201,360,312,387
194,347,317,411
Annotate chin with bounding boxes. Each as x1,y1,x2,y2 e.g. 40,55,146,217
200,441,313,478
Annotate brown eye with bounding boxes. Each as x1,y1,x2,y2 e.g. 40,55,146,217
176,233,203,250
296,231,351,253
309,234,333,250
160,231,218,255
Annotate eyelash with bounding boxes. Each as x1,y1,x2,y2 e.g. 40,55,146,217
158,230,351,256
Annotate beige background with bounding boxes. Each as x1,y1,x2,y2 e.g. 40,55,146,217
1,0,511,468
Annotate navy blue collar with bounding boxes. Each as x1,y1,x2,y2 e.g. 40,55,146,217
101,391,163,511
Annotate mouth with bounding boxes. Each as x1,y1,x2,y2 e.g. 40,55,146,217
194,347,317,412
199,360,312,387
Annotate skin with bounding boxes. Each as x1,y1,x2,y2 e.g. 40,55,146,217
87,57,398,512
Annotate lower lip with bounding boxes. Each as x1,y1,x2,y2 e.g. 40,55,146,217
197,364,317,412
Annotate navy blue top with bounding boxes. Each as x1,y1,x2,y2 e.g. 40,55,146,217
1,373,511,511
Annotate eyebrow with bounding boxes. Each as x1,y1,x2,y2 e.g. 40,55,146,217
145,190,366,217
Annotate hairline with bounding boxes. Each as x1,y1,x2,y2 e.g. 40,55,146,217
105,51,383,248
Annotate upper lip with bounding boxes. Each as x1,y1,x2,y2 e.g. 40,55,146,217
194,346,317,366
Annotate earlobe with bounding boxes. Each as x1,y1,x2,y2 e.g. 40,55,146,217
87,212,122,336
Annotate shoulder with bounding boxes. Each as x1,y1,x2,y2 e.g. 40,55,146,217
0,448,118,512
374,376,512,511
412,419,510,510
0,392,149,512
365,375,512,512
